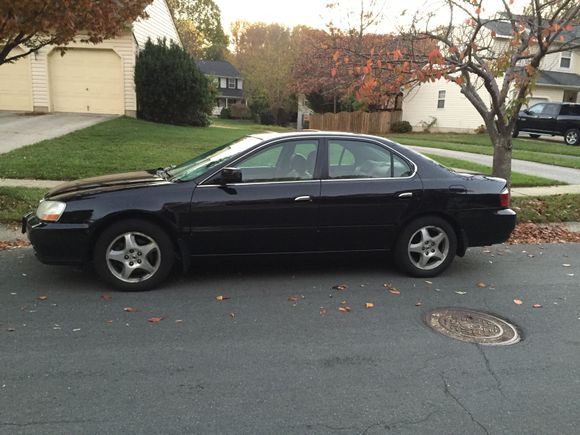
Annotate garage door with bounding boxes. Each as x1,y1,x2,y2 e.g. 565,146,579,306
49,48,124,115
0,48,32,111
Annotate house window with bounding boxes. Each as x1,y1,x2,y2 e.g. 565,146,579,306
437,90,446,108
227,78,236,89
560,51,572,69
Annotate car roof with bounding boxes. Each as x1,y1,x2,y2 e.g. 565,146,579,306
248,130,390,141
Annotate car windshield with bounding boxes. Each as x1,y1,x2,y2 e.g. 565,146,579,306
168,136,263,182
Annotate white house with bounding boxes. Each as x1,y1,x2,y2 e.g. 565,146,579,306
402,21,580,133
0,0,180,117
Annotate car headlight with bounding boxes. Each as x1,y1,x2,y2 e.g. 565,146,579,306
36,200,66,222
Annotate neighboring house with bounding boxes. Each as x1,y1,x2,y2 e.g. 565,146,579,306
403,21,580,132
195,60,245,116
0,0,180,117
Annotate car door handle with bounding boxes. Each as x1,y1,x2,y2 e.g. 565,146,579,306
398,192,413,198
294,195,312,202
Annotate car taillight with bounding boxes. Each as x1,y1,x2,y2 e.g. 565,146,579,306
499,188,510,208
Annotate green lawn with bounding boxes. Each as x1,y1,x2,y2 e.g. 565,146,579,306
0,187,46,222
424,154,561,187
388,133,580,169
0,117,290,180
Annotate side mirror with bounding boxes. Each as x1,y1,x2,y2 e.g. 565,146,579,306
220,167,242,184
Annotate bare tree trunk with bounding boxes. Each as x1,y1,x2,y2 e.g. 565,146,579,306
491,134,513,186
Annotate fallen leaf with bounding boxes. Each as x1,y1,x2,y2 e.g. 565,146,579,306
229,312,235,319
332,284,347,291
106,320,113,324
477,282,487,288
567,273,575,277
424,280,433,285
319,307,327,316
455,291,467,295
100,294,112,301
288,296,299,302
338,306,351,313
513,299,523,305
36,295,48,301
384,283,400,295
175,320,184,323
215,295,230,301
562,264,571,267
148,317,163,323
123,307,137,313
340,300,347,305
72,328,81,332
365,302,374,309
415,302,423,307
532,304,542,308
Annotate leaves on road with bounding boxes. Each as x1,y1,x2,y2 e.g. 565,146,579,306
338,306,352,313
123,307,137,313
319,307,327,316
513,299,523,305
477,282,487,288
148,317,163,323
288,296,299,302
508,224,580,244
562,264,572,267
100,294,112,301
454,291,467,295
332,284,348,291
384,283,400,295
415,302,423,307
365,302,374,309
36,295,48,301
215,295,230,301
533,304,543,309
0,240,30,251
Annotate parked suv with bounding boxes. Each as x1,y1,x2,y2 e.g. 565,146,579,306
514,102,580,145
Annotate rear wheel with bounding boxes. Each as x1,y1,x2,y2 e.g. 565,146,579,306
529,134,541,139
94,219,175,291
564,129,580,146
395,217,457,277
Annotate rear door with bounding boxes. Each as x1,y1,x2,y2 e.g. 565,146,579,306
188,138,321,254
318,138,423,251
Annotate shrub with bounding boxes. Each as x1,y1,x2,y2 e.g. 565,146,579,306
135,39,214,126
475,124,487,134
420,116,437,133
229,103,252,119
391,120,412,133
275,107,289,126
220,107,231,119
260,111,276,125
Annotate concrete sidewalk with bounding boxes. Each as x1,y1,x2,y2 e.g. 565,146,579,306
409,145,580,185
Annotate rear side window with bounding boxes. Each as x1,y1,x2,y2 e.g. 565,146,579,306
327,140,412,179
560,105,580,116
542,104,560,116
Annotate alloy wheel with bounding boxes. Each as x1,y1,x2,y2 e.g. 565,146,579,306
106,232,161,283
407,226,450,271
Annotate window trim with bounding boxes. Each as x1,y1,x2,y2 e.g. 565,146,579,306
197,136,418,186
560,51,572,69
437,90,446,109
227,78,236,89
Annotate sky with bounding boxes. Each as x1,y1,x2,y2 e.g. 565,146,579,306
214,0,516,35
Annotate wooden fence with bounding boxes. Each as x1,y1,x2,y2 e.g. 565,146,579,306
308,110,403,134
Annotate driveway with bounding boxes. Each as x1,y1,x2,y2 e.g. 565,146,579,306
0,112,115,154
409,145,580,185
1,245,579,434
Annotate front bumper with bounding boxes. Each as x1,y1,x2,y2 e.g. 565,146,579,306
459,208,517,247
23,213,91,265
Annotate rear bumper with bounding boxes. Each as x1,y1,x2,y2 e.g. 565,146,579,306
23,213,91,265
459,208,517,247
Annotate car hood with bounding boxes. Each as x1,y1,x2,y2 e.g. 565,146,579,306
46,171,170,199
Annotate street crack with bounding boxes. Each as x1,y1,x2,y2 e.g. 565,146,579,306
441,374,490,435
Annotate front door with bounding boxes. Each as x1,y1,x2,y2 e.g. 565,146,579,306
188,139,321,254
318,138,422,251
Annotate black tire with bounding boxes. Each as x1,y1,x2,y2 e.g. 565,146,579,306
564,129,580,146
512,127,519,138
529,134,540,139
94,219,175,291
394,216,457,278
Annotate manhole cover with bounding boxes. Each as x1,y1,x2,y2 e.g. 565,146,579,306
426,308,521,346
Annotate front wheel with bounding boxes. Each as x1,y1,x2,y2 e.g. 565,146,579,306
395,217,457,277
564,129,580,146
94,219,175,291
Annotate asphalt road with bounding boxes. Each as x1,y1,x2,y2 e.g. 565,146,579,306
1,245,580,435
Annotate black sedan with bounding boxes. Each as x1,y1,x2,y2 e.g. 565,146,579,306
23,132,516,290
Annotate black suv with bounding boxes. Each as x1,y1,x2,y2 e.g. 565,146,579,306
514,102,580,145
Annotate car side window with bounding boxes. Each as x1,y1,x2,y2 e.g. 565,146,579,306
237,140,318,183
528,104,545,115
327,140,412,179
542,104,560,116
